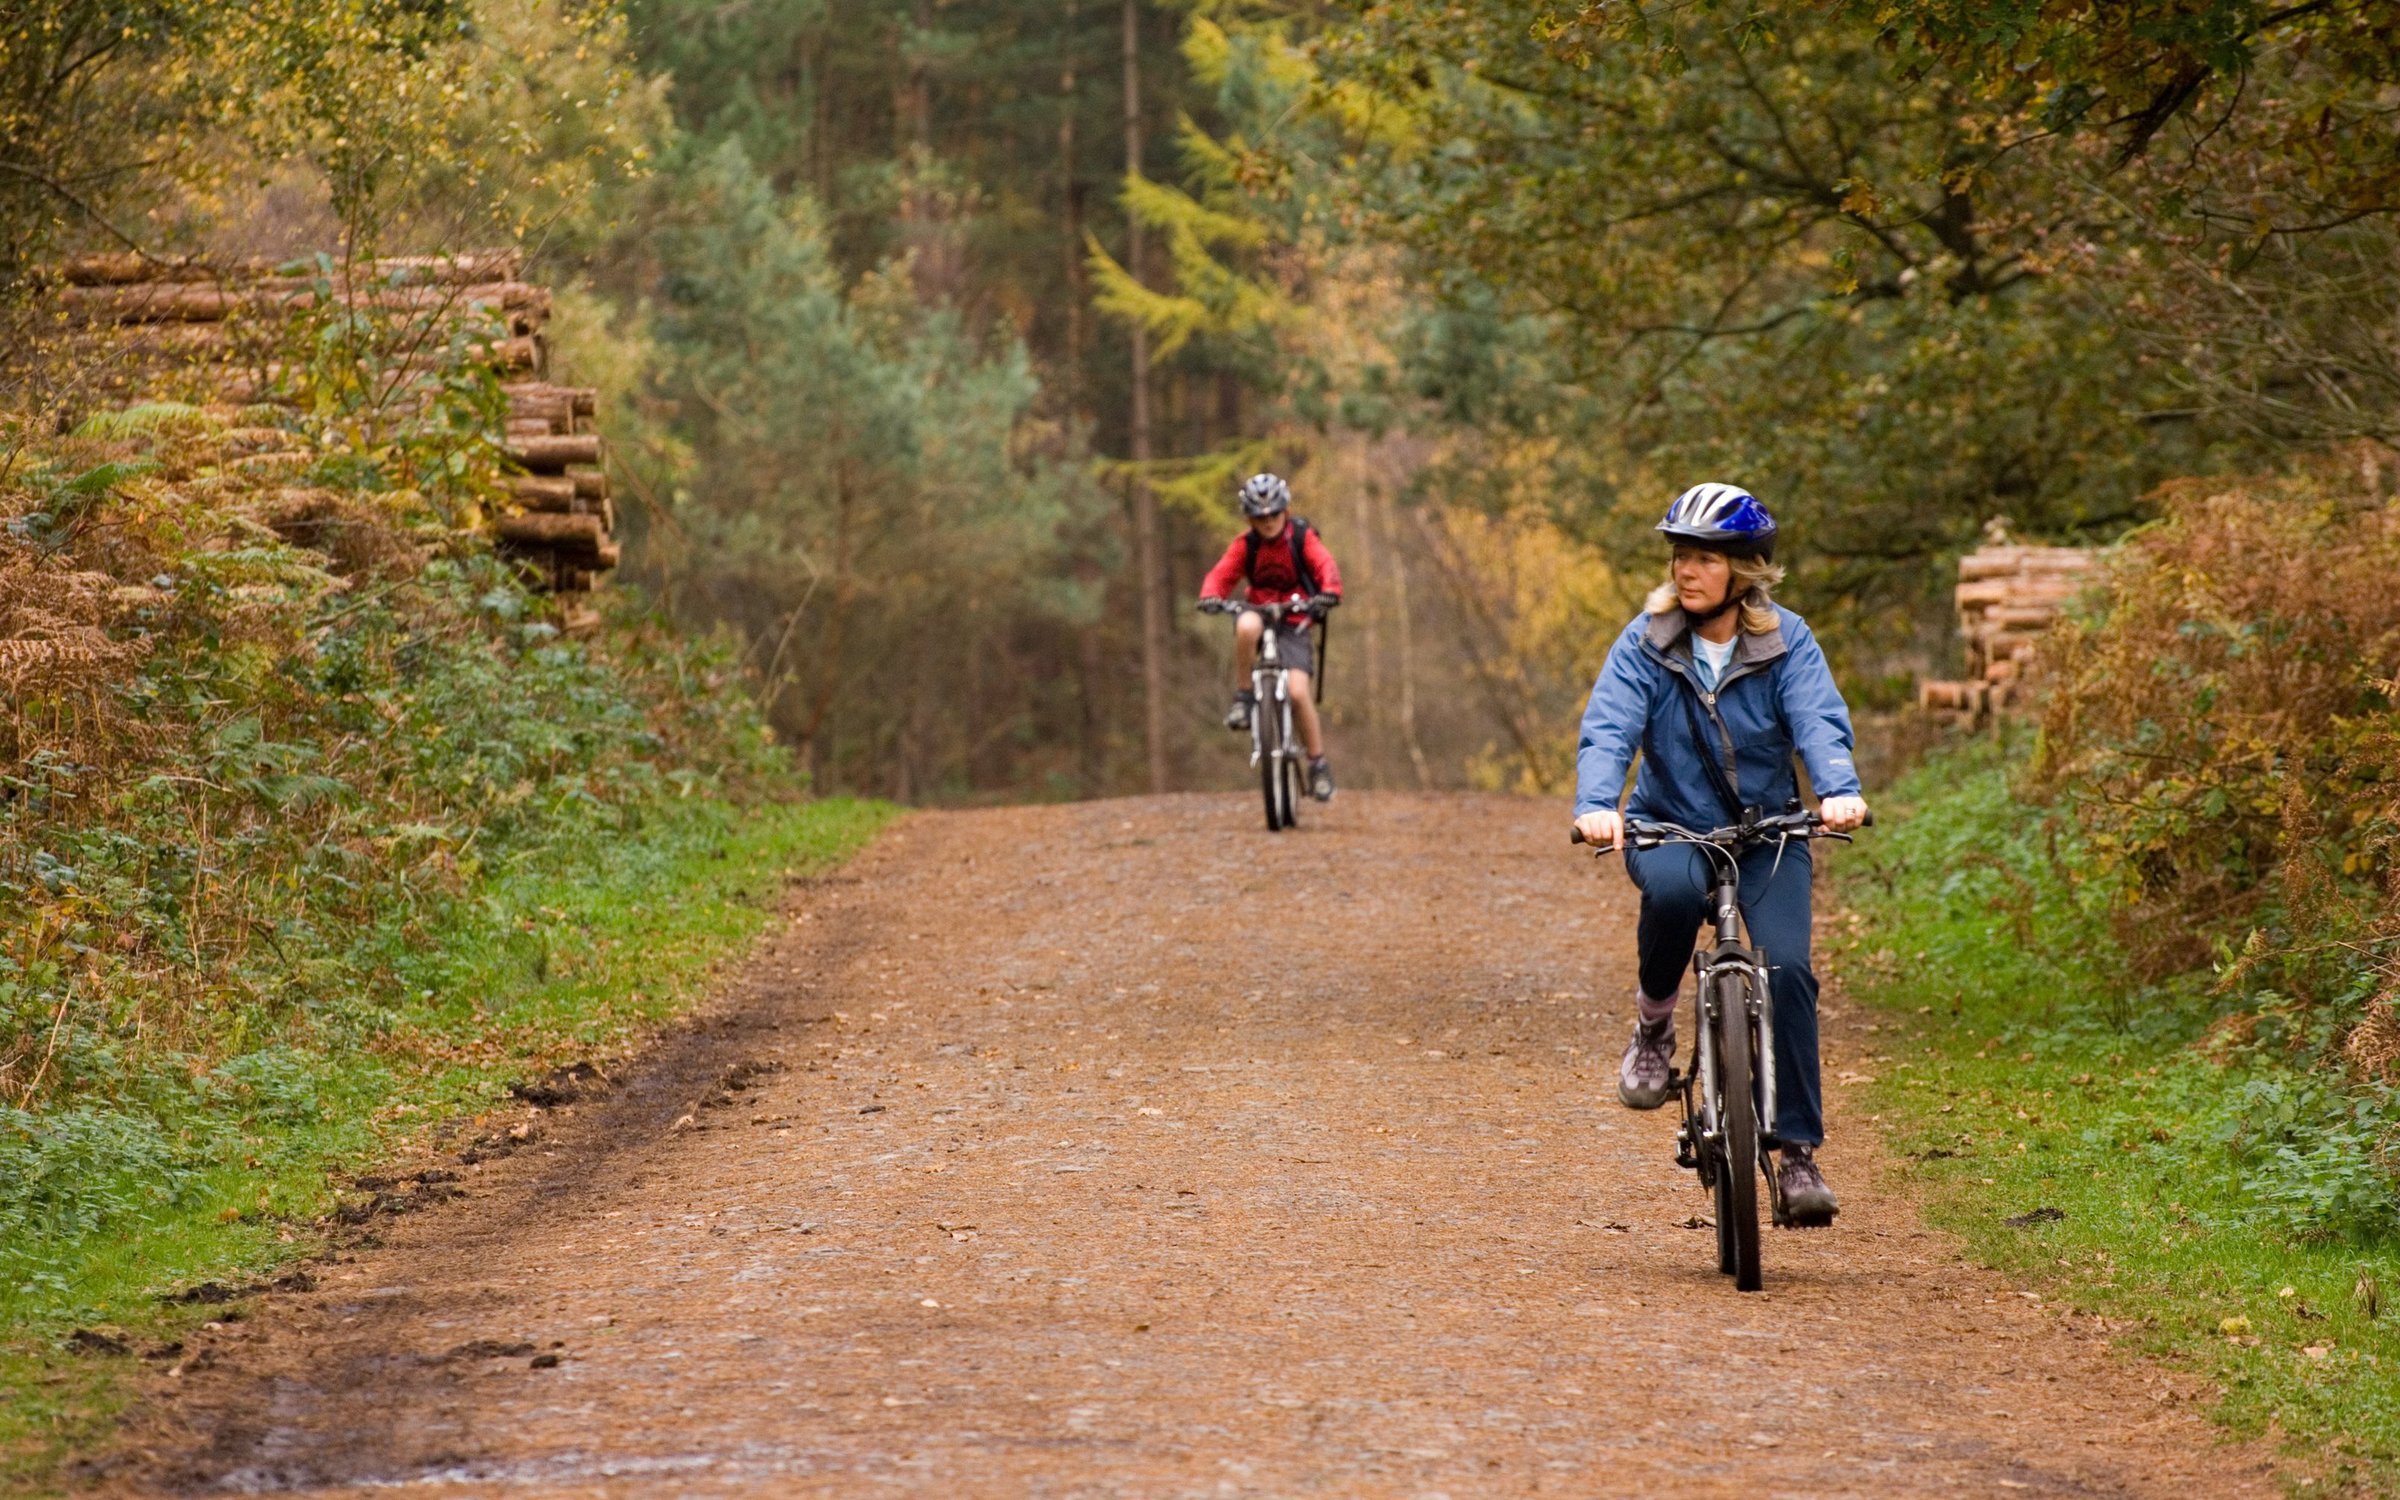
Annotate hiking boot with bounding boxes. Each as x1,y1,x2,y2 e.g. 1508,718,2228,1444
1617,1016,1675,1110
1308,756,1335,802
1225,689,1255,732
1776,1144,1839,1226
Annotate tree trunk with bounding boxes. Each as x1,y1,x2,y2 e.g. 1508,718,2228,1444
801,458,859,762
1061,0,1085,404
811,27,832,204
1123,0,1168,793
1388,486,1434,789
903,0,932,161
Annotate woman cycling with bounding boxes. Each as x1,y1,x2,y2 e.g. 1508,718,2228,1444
1570,483,1868,1224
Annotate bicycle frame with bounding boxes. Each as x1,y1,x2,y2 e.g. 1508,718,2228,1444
1250,627,1293,773
1682,861,1778,1166
1660,824,1811,1175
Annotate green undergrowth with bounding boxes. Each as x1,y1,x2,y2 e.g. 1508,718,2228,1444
1835,738,2400,1494
0,790,889,1492
0,335,900,1491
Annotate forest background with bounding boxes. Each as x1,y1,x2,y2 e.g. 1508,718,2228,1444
7,0,2400,1484
11,0,2396,801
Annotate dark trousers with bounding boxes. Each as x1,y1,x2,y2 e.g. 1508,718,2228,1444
1626,841,1823,1147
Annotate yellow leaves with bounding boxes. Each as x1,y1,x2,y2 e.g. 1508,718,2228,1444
1085,234,1208,363
1090,166,1295,363
1184,14,1235,89
1314,77,1428,156
1123,171,1266,252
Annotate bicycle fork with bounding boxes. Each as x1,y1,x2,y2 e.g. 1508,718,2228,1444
1673,874,1780,1175
1249,640,1282,769
1709,867,1779,1147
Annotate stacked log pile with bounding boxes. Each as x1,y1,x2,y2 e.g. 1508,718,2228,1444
494,385,618,592
40,252,616,599
1917,544,2096,722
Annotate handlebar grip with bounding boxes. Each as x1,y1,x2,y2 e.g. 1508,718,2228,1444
1861,810,1875,828
1569,827,1586,846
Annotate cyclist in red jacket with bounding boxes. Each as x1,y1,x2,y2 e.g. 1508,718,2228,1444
1198,473,1343,801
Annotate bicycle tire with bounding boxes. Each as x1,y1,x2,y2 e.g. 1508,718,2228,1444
1280,741,1302,829
1714,971,1764,1292
1713,1118,1737,1275
1258,689,1285,832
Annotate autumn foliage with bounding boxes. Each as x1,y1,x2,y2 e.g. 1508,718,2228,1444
2034,456,2400,1038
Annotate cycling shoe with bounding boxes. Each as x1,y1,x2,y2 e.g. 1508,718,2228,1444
1775,1144,1839,1226
1617,1018,1675,1109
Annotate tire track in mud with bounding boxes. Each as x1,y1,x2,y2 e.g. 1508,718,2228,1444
110,793,2279,1497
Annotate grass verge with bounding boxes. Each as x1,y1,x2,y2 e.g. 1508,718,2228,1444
1833,738,2400,1495
0,792,892,1494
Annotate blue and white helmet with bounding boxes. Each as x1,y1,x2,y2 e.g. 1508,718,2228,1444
1238,472,1291,518
1657,482,1776,559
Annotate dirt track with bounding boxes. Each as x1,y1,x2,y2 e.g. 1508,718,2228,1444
113,793,2280,1497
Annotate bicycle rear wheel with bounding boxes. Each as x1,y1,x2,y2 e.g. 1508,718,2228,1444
1258,691,1286,832
1712,972,1763,1292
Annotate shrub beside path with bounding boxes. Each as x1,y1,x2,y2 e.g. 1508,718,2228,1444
112,794,2279,1496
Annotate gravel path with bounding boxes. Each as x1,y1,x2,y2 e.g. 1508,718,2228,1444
116,793,2280,1497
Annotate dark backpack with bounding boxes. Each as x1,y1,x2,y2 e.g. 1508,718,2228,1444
1240,516,1324,597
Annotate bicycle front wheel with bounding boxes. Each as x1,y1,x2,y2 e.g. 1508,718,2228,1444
1712,971,1763,1292
1258,692,1286,832
1279,738,1302,829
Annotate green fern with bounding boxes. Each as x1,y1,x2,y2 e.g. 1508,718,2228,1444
69,402,207,441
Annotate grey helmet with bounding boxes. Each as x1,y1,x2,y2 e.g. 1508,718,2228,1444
1657,481,1776,560
1238,472,1292,518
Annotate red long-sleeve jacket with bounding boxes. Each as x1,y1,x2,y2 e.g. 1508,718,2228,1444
1198,522,1343,611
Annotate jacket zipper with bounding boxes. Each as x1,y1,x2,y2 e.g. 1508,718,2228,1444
1700,656,1772,794
1650,644,1750,810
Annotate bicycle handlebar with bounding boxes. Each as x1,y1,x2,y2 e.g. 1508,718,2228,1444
1569,807,1873,855
1197,596,1329,621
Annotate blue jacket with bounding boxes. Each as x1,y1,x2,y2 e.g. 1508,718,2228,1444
1574,604,1861,828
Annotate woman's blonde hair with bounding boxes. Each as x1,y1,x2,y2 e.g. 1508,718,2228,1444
1645,551,1786,635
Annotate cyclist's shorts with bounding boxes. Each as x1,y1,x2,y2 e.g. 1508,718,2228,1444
1265,620,1314,676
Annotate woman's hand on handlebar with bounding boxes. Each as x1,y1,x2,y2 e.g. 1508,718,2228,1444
1819,794,1870,833
1573,809,1623,850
